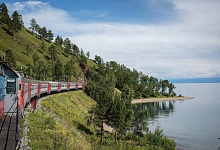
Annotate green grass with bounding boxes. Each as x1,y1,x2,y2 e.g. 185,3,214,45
0,24,74,69
26,91,96,149
25,90,176,150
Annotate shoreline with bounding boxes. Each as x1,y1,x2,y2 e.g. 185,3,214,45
131,96,194,104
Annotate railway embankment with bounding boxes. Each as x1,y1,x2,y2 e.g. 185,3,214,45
20,91,96,150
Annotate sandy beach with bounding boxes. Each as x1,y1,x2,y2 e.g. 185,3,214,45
131,96,194,104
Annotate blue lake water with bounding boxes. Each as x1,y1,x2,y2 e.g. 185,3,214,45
135,83,220,150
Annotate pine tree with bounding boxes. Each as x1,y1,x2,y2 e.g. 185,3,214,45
53,59,63,81
55,35,63,53
109,95,126,144
29,18,37,33
35,24,41,35
86,51,90,58
11,11,23,32
47,29,53,41
0,3,11,30
72,44,79,55
63,38,71,56
48,45,57,61
39,26,47,38
64,61,73,81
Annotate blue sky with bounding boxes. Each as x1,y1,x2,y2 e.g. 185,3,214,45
5,0,220,79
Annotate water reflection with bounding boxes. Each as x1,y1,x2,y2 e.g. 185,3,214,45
134,101,175,121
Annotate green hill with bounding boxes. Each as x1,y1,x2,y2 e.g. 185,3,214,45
0,22,96,81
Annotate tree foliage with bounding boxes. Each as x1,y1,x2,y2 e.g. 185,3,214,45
29,18,37,33
47,29,53,41
0,3,11,29
48,45,57,61
55,35,63,53
53,59,64,81
4,49,16,68
11,11,23,32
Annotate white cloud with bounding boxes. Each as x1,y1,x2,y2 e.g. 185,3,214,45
7,0,220,79
97,13,108,18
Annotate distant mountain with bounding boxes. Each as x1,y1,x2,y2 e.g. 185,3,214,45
168,77,220,83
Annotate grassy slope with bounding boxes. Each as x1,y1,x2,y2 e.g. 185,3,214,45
26,91,96,150
0,24,97,81
0,24,76,68
25,90,175,150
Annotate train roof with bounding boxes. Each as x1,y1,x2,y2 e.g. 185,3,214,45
22,78,49,84
0,63,18,78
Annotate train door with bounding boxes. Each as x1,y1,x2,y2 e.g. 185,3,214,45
4,78,17,114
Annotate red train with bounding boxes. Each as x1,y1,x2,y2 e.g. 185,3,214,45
0,63,84,120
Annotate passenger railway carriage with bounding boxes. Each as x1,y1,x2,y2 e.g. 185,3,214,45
0,63,84,149
0,62,84,120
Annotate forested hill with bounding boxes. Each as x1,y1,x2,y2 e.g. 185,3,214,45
0,2,176,99
0,3,95,82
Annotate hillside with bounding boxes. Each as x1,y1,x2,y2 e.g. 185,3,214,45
21,91,96,149
22,91,176,150
0,22,96,81
0,24,58,66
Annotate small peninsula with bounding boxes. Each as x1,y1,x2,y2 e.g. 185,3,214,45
132,96,194,104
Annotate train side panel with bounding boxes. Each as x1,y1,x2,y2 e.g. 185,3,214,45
0,74,5,119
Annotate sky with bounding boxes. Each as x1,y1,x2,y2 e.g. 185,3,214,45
4,0,220,80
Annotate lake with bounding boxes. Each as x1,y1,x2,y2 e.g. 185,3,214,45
134,83,220,150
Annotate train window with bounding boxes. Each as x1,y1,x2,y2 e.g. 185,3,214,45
19,83,21,90
6,78,16,94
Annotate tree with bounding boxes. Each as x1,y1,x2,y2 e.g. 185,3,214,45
53,59,64,81
25,63,32,78
48,45,57,61
168,83,176,96
39,26,47,38
63,38,71,56
32,53,39,65
132,110,148,137
161,80,169,95
79,49,87,66
109,95,126,144
64,61,74,81
11,11,23,32
35,24,41,34
0,3,11,29
94,55,102,65
29,18,37,33
47,29,53,41
25,44,32,56
40,41,46,53
121,85,133,135
86,70,116,144
5,49,16,68
55,35,63,53
32,53,39,79
86,51,90,58
72,44,79,55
